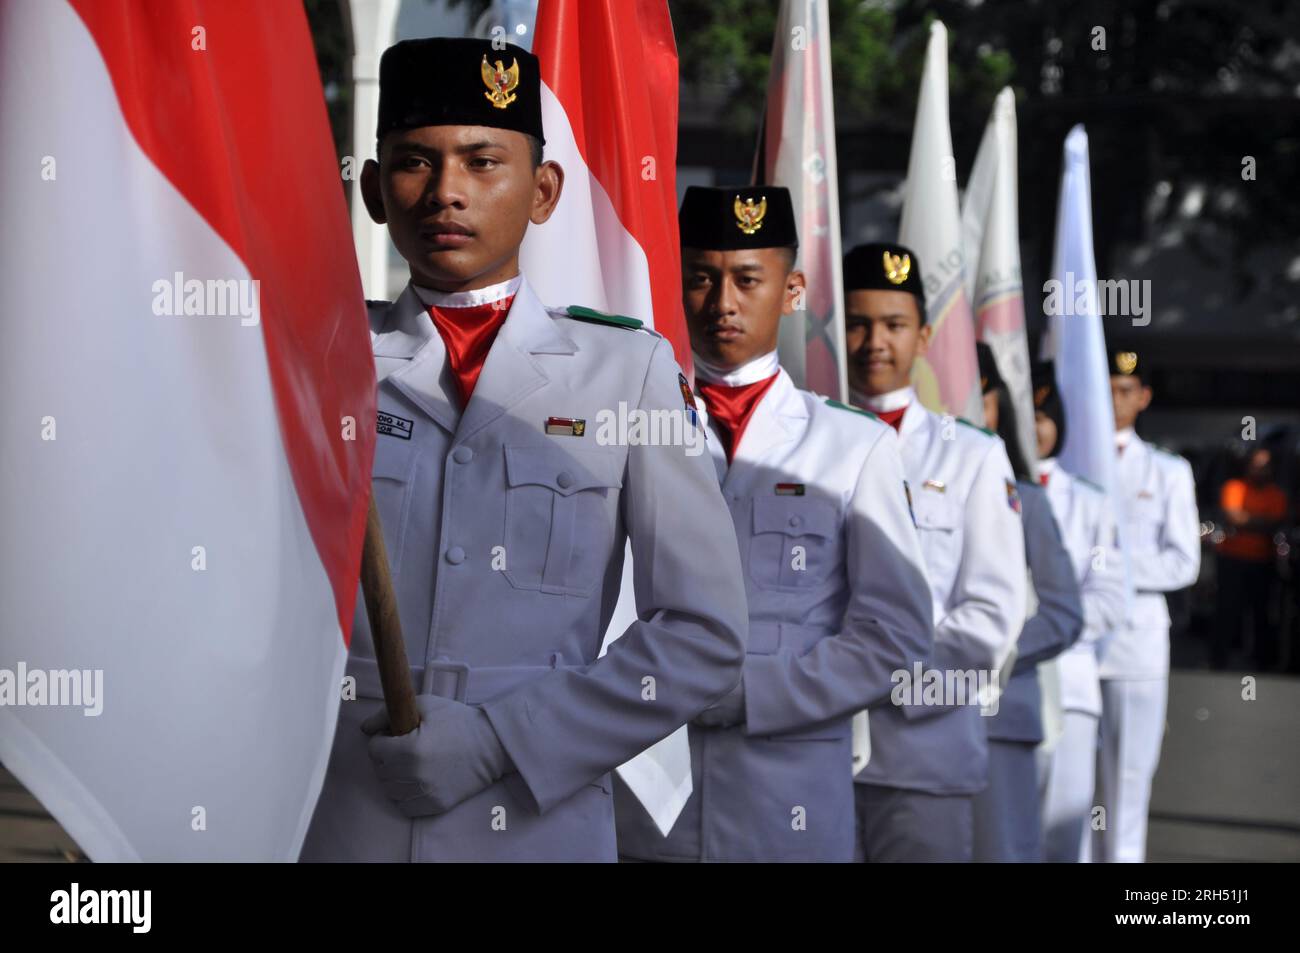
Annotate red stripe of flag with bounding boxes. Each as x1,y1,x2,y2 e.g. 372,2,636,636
67,0,374,643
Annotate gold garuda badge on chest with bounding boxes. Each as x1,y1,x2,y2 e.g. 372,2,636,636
734,195,767,235
882,250,911,285
481,56,519,109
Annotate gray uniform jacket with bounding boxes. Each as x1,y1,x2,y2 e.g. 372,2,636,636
616,370,934,861
301,277,747,862
988,481,1084,744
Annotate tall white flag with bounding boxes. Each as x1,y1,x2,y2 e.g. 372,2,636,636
755,0,847,400
962,87,1037,471
899,21,982,422
1042,126,1117,493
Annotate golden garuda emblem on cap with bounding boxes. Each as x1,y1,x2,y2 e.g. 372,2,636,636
883,250,911,285
481,56,519,109
1115,351,1138,375
734,195,767,235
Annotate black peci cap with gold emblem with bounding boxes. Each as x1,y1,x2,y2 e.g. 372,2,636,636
1107,346,1145,382
843,242,926,316
678,186,798,251
376,37,545,144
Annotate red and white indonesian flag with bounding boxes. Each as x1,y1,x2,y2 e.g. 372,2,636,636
962,87,1037,471
0,0,375,860
755,0,847,401
899,21,982,422
521,0,692,837
520,0,691,368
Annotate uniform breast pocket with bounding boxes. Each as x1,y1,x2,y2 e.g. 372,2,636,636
747,496,841,591
502,443,623,596
1130,493,1163,548
911,490,962,590
372,440,416,576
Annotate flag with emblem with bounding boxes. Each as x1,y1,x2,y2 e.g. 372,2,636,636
962,87,1037,473
520,0,694,837
898,21,982,422
0,0,374,860
754,0,848,401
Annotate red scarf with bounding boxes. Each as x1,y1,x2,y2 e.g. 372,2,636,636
426,295,515,408
874,405,907,432
696,374,779,462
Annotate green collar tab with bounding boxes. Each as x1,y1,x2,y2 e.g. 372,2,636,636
564,305,643,330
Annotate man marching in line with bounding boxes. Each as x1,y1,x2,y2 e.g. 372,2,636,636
302,38,748,862
615,188,933,861
972,347,1084,862
844,243,1026,862
1095,348,1200,863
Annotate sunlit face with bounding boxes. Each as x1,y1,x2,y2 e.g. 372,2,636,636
844,289,929,395
1110,374,1151,431
682,247,804,368
360,125,562,292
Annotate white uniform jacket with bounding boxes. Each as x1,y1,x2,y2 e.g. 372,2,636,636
616,368,934,860
1099,431,1200,680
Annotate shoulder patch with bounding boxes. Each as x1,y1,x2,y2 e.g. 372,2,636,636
1152,443,1181,460
562,305,644,331
824,398,878,421
957,416,995,437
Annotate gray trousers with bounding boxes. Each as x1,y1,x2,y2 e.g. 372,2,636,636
972,739,1042,862
854,783,974,862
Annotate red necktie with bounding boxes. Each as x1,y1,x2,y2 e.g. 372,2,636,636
1039,472,1050,487
875,406,907,432
426,295,515,408
697,374,780,463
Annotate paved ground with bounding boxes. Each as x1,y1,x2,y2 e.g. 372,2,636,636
3,669,1297,862
1147,671,1300,862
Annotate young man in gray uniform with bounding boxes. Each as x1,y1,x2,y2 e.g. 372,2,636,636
844,243,1026,862
615,188,933,861
301,38,748,862
971,348,1084,862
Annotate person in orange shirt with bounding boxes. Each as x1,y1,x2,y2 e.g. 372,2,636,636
1213,447,1289,670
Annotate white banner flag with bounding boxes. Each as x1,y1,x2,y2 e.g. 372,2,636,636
962,87,1037,472
899,21,982,422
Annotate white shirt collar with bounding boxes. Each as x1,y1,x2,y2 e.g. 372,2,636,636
1115,426,1137,450
692,349,780,387
852,384,913,414
1038,456,1058,476
413,273,522,310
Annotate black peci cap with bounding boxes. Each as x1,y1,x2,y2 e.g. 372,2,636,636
843,242,926,315
1107,346,1145,383
377,38,544,144
679,186,798,252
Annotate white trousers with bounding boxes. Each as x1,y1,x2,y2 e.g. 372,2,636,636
1096,677,1168,863
1039,710,1098,863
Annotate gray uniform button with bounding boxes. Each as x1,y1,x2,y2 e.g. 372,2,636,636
788,515,803,529
556,471,575,489
445,546,466,565
452,446,473,464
